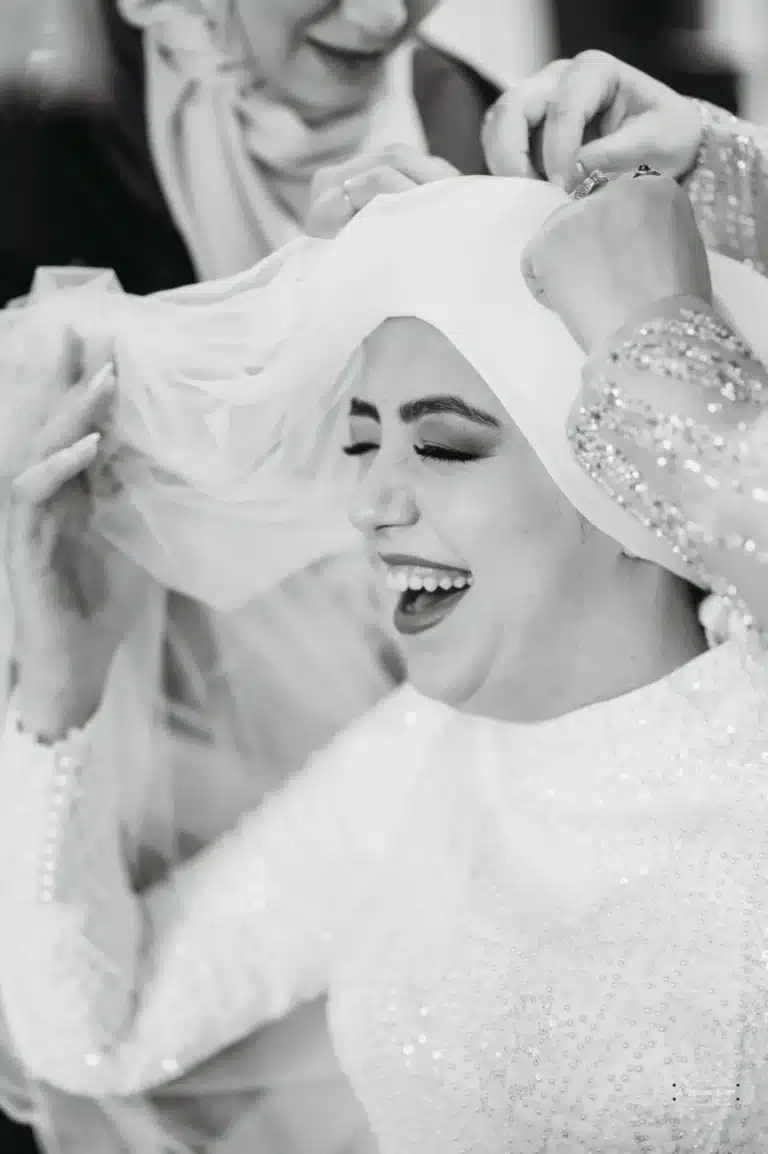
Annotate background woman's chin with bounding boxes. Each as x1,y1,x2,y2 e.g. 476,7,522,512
279,49,383,123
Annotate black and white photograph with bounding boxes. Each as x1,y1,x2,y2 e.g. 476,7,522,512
0,2,766,1152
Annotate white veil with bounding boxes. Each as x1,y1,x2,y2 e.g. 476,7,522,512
2,176,768,1154
0,258,392,1149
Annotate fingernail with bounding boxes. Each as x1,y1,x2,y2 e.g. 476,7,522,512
87,364,115,394
82,432,102,449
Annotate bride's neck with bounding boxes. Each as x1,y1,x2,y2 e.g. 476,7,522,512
566,564,707,714
470,561,708,724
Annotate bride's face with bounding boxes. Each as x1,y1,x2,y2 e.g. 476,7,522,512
347,319,616,711
235,1,438,122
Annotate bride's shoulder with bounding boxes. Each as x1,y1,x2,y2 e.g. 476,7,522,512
320,683,450,760
300,683,451,804
280,686,451,858
678,634,768,750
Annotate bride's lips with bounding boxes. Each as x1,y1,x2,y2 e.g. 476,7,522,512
378,553,473,638
394,584,471,636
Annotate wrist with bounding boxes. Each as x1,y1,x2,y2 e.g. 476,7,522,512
585,294,719,370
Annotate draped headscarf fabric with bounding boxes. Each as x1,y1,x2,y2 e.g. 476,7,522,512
5,178,768,605
224,175,768,587
118,0,428,278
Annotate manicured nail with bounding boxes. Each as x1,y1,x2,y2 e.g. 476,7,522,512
87,364,115,393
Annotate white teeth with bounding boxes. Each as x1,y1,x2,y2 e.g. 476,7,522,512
386,572,411,592
384,566,473,593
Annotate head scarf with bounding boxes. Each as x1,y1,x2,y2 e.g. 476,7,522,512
5,178,768,605
224,175,768,587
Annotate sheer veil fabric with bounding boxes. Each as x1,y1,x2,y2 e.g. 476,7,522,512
2,178,768,1153
0,270,390,1149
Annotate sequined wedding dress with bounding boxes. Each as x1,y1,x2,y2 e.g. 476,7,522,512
1,628,768,1154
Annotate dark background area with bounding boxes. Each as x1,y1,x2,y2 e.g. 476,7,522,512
552,0,739,112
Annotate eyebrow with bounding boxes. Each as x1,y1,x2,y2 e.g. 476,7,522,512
348,394,501,429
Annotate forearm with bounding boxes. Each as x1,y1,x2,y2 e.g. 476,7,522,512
0,700,287,1098
0,684,416,1098
0,699,301,1098
571,295,768,637
0,702,145,1093
684,101,768,276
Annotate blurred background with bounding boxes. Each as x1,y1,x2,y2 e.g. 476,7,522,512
3,0,768,115
429,0,766,117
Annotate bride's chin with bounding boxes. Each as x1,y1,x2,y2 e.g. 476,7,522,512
403,646,488,708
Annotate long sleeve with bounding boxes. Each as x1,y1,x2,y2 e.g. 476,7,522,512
0,684,429,1098
569,295,768,638
683,101,768,276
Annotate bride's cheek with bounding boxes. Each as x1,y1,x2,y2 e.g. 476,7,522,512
428,472,500,565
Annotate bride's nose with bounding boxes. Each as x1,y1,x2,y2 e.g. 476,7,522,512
349,465,418,535
340,0,408,39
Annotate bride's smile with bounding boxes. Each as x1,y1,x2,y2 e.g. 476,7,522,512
380,554,473,636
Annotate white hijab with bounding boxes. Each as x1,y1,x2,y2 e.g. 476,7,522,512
4,177,768,605
118,0,428,279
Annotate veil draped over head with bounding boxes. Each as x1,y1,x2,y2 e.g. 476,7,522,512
3,177,768,1154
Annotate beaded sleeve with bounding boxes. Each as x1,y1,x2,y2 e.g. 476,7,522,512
570,295,768,640
0,687,424,1097
684,101,768,275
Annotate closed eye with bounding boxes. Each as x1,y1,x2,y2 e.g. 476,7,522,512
415,443,478,462
342,442,478,462
342,441,379,457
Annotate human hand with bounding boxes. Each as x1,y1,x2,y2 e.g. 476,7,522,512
520,171,712,353
483,52,702,191
306,144,458,238
8,338,145,739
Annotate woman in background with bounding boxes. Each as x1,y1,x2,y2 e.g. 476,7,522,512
0,0,504,302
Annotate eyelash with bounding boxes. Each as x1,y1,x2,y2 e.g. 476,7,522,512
342,442,477,462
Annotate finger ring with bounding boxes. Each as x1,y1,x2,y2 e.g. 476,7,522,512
632,163,662,178
341,179,357,215
570,168,610,200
